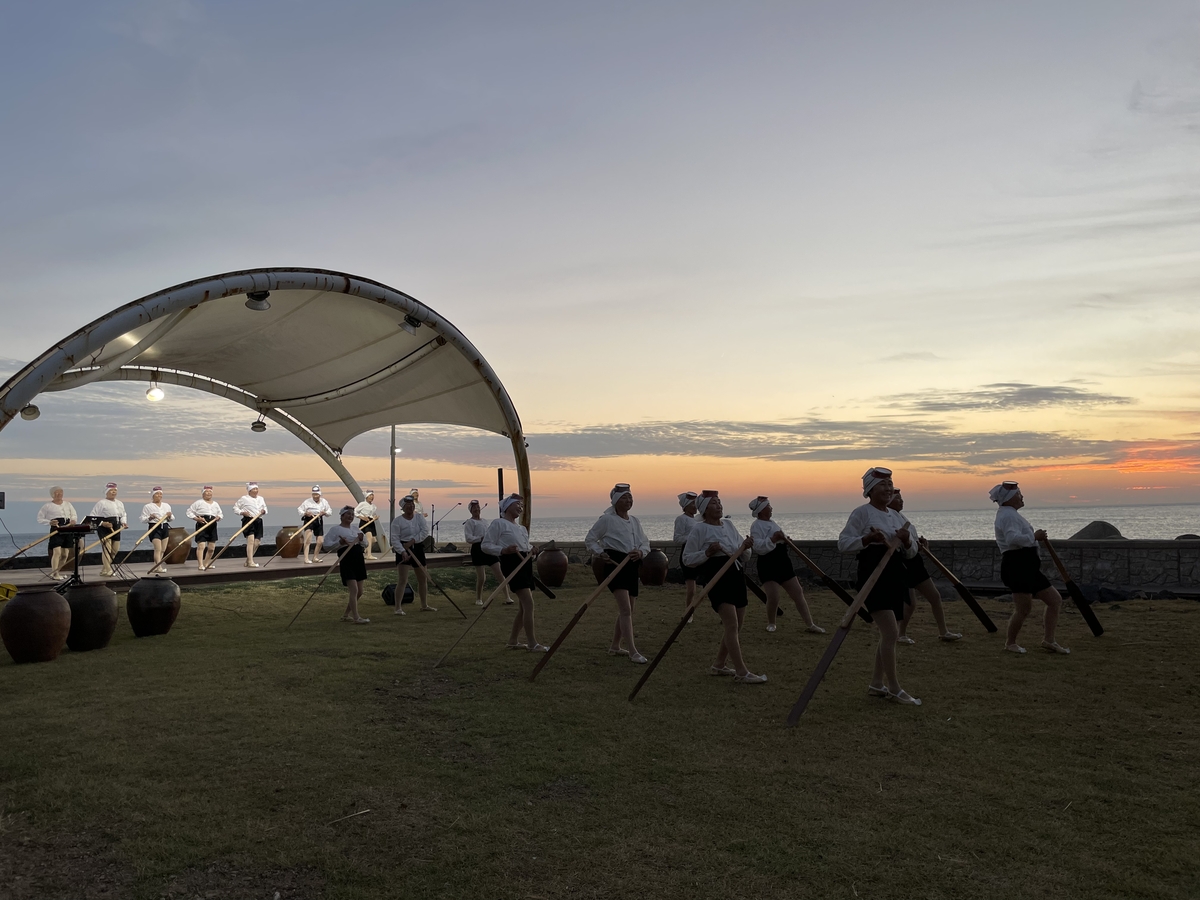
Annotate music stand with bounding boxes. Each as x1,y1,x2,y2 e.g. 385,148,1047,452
54,524,93,594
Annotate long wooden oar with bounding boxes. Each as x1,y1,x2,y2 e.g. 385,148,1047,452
918,543,997,632
116,517,170,567
784,539,873,624
80,525,128,559
786,538,901,726
287,542,358,629
261,515,324,569
204,511,267,569
434,551,534,668
403,549,468,619
629,550,743,702
0,529,58,570
1038,537,1104,637
530,553,634,681
147,518,217,574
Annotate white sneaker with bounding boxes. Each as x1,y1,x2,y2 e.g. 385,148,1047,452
886,689,922,706
1042,640,1071,655
529,643,550,653
897,635,915,645
708,665,736,676
766,624,777,633
939,631,963,642
1005,643,1026,654
806,624,827,634
629,652,648,665
475,599,484,606
734,672,768,684
354,617,370,624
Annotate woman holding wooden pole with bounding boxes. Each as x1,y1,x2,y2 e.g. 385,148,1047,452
88,483,127,577
298,486,332,564
483,494,547,652
187,486,223,571
991,481,1070,655
749,496,824,635
390,494,434,614
682,490,765,684
322,505,370,624
139,487,174,568
233,482,267,567
354,490,379,560
465,500,510,606
887,489,962,644
584,484,650,664
38,486,78,580
836,467,921,705
673,491,699,617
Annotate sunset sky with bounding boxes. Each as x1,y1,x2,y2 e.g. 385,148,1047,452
3,1,1200,525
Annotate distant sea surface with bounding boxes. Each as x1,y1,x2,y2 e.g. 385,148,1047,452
3,504,1199,556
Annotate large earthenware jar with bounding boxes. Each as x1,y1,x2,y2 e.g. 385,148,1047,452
639,549,669,586
0,586,71,663
165,527,191,565
126,578,181,637
536,543,569,588
275,526,301,559
66,583,119,652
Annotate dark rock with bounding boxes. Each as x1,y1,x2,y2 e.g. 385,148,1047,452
1078,583,1130,606
441,543,458,552
1175,534,1200,541
1068,520,1125,540
1152,589,1178,600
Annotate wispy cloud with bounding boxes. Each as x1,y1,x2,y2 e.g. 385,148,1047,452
883,383,1133,413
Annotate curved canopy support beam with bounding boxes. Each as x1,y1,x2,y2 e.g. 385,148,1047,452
272,335,447,408
43,308,193,392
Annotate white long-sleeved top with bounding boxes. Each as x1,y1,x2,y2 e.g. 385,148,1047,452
389,513,429,549
836,503,917,558
585,509,651,556
187,499,223,520
682,518,751,568
482,517,531,556
750,517,787,556
322,523,366,550
298,497,332,519
673,513,697,544
234,494,267,518
354,500,377,521
89,499,127,525
37,501,77,525
140,502,173,524
464,517,488,544
995,505,1038,552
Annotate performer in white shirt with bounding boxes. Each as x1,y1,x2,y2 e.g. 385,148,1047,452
673,491,699,616
233,482,268,568
748,496,823,635
887,489,961,644
991,481,1069,655
389,494,434,614
408,488,425,516
88,483,127,577
38,486,79,579
139,487,174,568
837,467,920,706
297,486,333,565
322,505,370,624
187,486,223,571
585,484,650,664
682,490,765,684
354,490,379,559
464,499,510,606
482,494,547,651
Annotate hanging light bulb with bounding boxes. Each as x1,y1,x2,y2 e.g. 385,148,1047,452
245,290,271,311
250,414,267,433
146,376,164,402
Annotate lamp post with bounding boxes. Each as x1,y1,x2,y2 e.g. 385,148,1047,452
389,425,397,525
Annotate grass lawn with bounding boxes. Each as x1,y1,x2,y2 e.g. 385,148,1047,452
1,564,1197,899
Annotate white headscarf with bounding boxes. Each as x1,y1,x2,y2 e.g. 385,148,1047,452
861,466,893,498
609,483,632,507
499,493,521,514
749,496,769,516
677,491,698,509
696,491,718,516
989,481,1020,505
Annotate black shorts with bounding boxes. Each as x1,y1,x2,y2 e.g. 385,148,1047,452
470,541,499,566
602,549,641,597
501,551,535,592
1001,547,1052,594
756,542,796,585
339,544,368,585
855,545,911,619
194,517,218,543
697,555,747,611
241,516,264,539
147,521,171,541
903,552,932,589
302,515,324,538
359,519,377,536
98,517,122,543
396,542,427,567
48,522,75,550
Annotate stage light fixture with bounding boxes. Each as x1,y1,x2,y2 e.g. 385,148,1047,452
146,378,164,402
19,404,40,421
251,414,267,433
245,290,271,311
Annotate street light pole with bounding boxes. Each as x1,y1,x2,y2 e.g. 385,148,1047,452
390,425,397,525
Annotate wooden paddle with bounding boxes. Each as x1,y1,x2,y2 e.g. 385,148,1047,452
784,539,873,624
0,583,17,602
0,529,58,570
529,553,634,681
286,541,359,629
1038,536,1104,637
116,516,171,567
628,549,744,702
80,524,128,559
434,550,534,668
786,538,901,726
401,547,468,619
261,514,324,568
204,511,268,569
147,518,217,574
918,541,997,632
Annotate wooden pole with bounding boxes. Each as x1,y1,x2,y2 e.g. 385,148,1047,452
403,550,468,619
116,517,170,568
261,515,323,569
0,529,58,570
918,543,997,632
434,551,533,668
146,518,217,574
204,512,266,569
783,539,873,624
286,542,357,629
79,525,128,559
530,553,634,681
785,539,900,726
1038,537,1104,637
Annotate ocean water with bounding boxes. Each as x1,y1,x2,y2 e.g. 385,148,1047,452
4,505,1198,558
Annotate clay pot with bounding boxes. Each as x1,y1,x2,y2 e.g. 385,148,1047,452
66,584,119,652
536,546,569,588
126,578,181,637
639,549,669,586
1,586,71,663
275,526,302,560
165,527,191,565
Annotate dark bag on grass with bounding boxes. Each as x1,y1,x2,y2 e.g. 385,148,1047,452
382,583,415,606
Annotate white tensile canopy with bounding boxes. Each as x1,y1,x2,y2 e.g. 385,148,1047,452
0,268,531,523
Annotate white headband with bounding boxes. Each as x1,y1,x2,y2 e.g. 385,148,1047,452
696,491,718,515
247,482,258,490
989,482,1020,505
862,466,893,498
311,485,321,493
610,484,632,506
499,493,521,514
677,491,697,510
749,496,769,515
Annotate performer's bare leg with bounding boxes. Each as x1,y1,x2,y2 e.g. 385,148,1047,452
303,531,314,564
508,588,539,648
343,581,367,622
395,563,412,615
415,566,432,611
364,534,377,560
684,578,695,622
764,581,781,627
151,537,167,567
100,537,116,575
870,610,902,694
474,565,487,604
782,577,820,630
49,546,65,577
1035,586,1062,645
713,604,750,676
608,591,642,660
491,561,513,603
